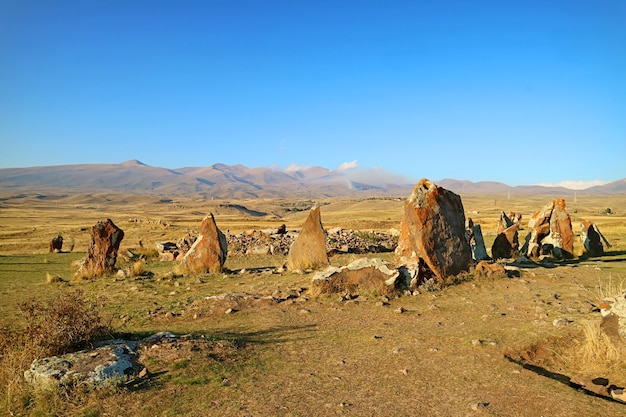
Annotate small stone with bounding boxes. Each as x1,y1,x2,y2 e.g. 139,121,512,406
611,388,626,402
553,318,569,328
392,347,406,354
429,348,439,353
471,401,490,411
471,339,482,346
225,308,237,314
394,307,406,314
400,368,409,375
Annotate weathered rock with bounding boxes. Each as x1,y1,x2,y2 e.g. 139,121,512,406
466,218,489,261
24,341,141,389
496,211,514,235
49,234,63,253
600,292,626,344
312,258,400,295
523,201,554,258
549,199,574,258
394,214,416,262
180,213,227,274
581,221,610,256
491,224,519,259
402,179,471,280
76,219,124,278
475,261,506,276
287,207,329,271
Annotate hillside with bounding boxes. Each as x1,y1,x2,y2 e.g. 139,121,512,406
0,161,623,198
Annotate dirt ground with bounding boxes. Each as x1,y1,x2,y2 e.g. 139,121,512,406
1,192,625,416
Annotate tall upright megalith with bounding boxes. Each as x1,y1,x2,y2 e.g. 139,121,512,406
287,206,329,271
76,219,124,278
403,179,472,280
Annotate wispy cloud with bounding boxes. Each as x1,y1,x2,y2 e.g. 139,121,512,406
337,160,358,171
536,180,609,190
284,162,312,173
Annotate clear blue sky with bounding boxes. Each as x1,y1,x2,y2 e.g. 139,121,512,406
1,0,624,187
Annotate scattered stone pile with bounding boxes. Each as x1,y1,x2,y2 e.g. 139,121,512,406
157,226,397,260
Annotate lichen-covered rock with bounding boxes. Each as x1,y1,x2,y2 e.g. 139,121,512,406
402,179,471,280
287,207,329,271
180,213,227,274
24,341,140,389
75,219,124,278
312,258,400,295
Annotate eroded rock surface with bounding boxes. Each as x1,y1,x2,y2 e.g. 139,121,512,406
312,258,400,295
402,179,471,280
76,219,124,278
180,213,227,274
287,207,329,271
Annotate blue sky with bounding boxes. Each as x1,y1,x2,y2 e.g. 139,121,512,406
1,0,624,187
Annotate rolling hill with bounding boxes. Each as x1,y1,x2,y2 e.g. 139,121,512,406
0,161,623,198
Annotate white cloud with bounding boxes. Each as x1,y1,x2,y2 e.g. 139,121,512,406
284,163,312,173
536,180,609,190
337,160,358,171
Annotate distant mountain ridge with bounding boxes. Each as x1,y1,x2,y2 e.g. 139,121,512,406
0,161,623,198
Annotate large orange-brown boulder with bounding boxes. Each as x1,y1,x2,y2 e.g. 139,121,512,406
287,206,329,271
523,200,554,258
394,214,417,262
180,213,227,274
402,179,471,280
76,219,124,278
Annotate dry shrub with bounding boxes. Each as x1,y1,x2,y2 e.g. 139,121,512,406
18,290,112,357
575,320,623,375
46,272,66,284
131,260,146,277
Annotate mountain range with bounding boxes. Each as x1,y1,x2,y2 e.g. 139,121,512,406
0,160,623,198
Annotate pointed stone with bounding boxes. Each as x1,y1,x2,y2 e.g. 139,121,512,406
549,199,574,258
403,179,471,280
466,218,489,261
287,207,329,271
180,213,227,274
581,221,605,256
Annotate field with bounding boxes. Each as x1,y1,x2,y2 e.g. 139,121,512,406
1,192,626,416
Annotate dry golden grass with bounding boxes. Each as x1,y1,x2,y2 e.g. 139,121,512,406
1,192,626,416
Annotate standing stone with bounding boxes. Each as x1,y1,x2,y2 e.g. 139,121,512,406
403,179,471,280
491,224,519,259
49,234,63,253
581,221,610,256
180,213,227,274
495,211,513,235
466,218,489,261
76,219,124,278
523,200,554,258
287,206,329,271
549,199,574,258
395,214,417,262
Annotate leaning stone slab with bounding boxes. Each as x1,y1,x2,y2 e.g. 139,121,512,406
466,218,489,261
312,258,400,295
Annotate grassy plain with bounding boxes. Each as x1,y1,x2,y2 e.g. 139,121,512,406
1,192,625,416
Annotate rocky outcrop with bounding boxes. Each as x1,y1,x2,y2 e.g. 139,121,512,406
581,221,610,256
466,218,489,261
522,199,574,259
180,213,227,274
312,258,401,295
491,224,519,259
75,219,124,278
401,179,472,280
287,207,330,271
